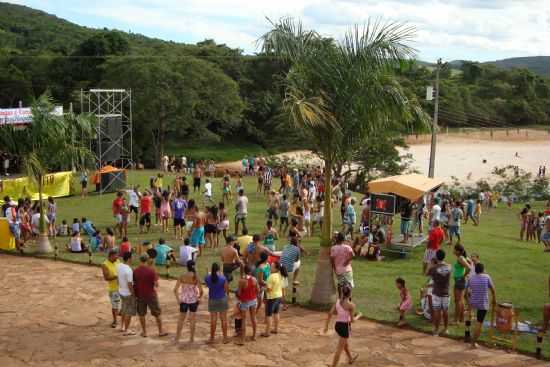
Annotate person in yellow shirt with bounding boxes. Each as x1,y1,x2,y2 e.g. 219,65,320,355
474,200,482,226
102,250,121,328
261,262,288,337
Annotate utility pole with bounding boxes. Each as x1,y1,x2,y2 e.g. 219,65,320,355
428,58,441,178
70,102,75,172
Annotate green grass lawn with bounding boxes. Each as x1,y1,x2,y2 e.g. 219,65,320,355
164,140,293,162
6,169,550,358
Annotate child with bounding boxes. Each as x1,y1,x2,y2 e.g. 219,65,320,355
474,200,482,226
231,301,243,337
160,192,171,233
222,176,232,205
119,236,131,256
57,220,69,237
90,230,101,252
324,285,359,366
396,277,412,326
203,179,213,206
235,175,243,196
71,218,80,234
279,195,289,234
47,197,57,237
527,212,536,241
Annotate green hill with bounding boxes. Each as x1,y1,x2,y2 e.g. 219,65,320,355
0,2,95,53
1,1,550,166
486,56,550,76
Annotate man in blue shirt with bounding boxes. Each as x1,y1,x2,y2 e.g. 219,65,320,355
172,193,187,240
342,198,357,239
465,198,475,224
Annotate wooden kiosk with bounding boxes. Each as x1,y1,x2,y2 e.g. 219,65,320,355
368,174,443,256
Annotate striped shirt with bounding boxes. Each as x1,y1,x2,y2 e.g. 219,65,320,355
468,273,494,310
280,244,300,273
263,168,273,185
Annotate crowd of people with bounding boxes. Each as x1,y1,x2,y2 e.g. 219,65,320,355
2,159,550,363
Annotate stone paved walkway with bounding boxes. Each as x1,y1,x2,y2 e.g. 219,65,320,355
0,255,548,367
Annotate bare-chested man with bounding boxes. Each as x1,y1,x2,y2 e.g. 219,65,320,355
188,200,206,256
266,190,280,224
220,235,243,284
242,234,272,272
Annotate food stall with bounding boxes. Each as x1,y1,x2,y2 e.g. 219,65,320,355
368,174,444,254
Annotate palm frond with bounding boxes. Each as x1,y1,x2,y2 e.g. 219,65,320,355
23,151,46,184
259,17,321,63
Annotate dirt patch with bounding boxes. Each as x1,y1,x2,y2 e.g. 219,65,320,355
1,255,547,367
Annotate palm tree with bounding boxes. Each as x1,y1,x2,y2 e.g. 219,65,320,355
0,93,94,253
260,18,426,304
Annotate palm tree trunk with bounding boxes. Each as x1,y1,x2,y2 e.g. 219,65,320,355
310,157,336,305
37,178,52,253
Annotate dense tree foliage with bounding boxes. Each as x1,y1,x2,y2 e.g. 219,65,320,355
1,2,550,166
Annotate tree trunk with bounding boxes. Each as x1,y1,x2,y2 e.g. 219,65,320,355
310,158,336,306
37,178,52,253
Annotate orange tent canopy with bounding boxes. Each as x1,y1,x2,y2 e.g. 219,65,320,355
93,165,125,184
368,174,444,202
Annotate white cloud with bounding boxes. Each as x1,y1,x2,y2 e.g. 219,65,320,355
8,0,550,61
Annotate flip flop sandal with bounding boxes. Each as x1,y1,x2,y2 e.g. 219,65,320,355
260,333,270,338
270,330,278,334
349,354,359,364
158,332,169,337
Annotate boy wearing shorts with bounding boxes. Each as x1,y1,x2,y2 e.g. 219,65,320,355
427,249,451,336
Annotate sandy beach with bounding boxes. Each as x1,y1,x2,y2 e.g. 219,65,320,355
221,129,550,184
403,135,550,183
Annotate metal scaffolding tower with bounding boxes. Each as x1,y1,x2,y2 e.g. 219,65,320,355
80,89,133,193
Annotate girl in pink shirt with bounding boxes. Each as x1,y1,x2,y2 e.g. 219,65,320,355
324,285,359,367
396,277,412,326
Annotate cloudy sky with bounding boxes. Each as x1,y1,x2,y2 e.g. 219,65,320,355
8,0,550,62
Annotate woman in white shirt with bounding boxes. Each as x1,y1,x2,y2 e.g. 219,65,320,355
67,231,88,253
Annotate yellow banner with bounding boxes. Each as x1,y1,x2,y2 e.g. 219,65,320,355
0,171,73,203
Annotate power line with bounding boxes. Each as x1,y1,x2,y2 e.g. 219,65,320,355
439,108,510,128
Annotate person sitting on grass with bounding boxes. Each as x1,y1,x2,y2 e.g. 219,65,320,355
395,277,412,327
179,238,198,266
81,217,96,237
154,238,175,266
57,219,69,237
67,231,88,253
89,230,102,252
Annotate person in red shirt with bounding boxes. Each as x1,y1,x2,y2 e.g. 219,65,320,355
423,220,444,274
112,191,125,237
119,236,132,257
133,254,167,337
139,191,153,233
